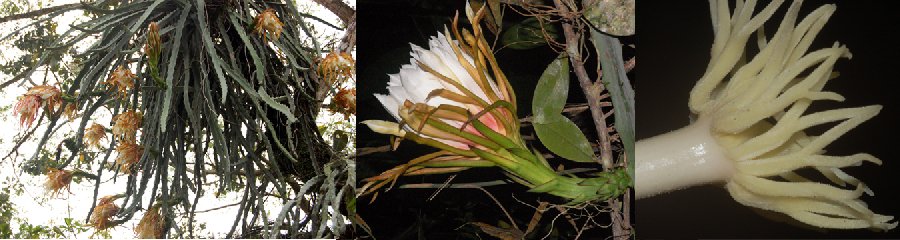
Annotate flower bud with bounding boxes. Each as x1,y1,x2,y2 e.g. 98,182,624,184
144,22,161,61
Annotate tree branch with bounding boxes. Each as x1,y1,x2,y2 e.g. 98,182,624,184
310,0,355,52
338,13,355,52
310,0,354,24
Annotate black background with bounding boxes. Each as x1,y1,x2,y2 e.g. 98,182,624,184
637,0,900,238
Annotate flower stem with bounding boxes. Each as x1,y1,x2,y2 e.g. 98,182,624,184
635,117,734,199
476,147,631,204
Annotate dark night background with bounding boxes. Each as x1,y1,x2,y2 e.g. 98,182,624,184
637,0,900,238
355,0,634,239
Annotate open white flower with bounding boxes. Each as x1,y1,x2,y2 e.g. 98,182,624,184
368,27,515,152
361,4,630,203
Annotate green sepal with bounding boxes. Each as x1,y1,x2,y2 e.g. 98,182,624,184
421,159,496,168
471,119,518,149
531,148,553,170
425,118,501,150
150,64,167,88
508,147,537,163
471,148,517,169
528,178,558,193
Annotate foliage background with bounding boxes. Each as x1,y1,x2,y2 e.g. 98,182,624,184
0,0,355,238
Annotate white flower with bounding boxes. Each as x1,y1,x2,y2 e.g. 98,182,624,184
361,3,630,204
371,30,512,150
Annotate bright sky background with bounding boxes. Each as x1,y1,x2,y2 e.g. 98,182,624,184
0,0,354,238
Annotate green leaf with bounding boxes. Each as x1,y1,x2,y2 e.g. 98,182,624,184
227,13,265,84
532,54,595,163
593,30,635,181
194,0,229,104
531,54,594,162
533,116,595,163
159,6,190,133
532,54,569,124
501,17,557,50
257,87,298,123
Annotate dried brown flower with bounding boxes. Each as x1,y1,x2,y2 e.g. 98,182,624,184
14,85,62,127
112,110,142,142
318,51,355,86
84,123,107,149
115,141,143,174
105,65,136,99
44,168,73,197
90,195,120,230
332,88,356,119
135,204,165,238
253,8,284,41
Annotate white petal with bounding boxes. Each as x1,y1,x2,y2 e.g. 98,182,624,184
396,65,461,108
374,93,401,121
411,44,465,96
386,86,409,102
387,73,402,87
430,32,502,102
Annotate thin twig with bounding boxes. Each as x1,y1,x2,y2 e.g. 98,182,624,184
553,0,613,168
355,145,390,156
195,202,243,213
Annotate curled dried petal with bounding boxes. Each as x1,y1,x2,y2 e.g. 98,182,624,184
64,103,77,121
14,95,41,127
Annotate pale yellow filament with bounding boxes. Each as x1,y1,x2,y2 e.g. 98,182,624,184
692,0,896,230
